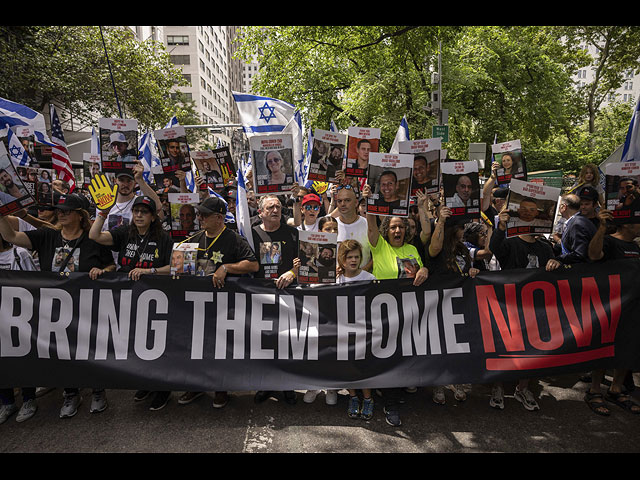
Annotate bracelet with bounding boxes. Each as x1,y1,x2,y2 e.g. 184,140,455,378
221,264,227,273
98,211,109,219
150,267,157,274
288,269,296,278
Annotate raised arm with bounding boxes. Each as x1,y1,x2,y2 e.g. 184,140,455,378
428,206,451,258
362,184,379,247
0,215,32,250
588,209,611,261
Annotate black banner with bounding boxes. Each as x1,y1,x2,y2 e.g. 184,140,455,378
1,259,639,391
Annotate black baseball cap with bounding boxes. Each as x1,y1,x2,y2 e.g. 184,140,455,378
492,187,509,199
132,195,156,213
195,196,227,215
54,193,86,211
578,186,599,202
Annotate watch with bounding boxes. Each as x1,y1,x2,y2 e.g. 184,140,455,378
150,267,157,274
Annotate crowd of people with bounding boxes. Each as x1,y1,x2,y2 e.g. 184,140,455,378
0,158,638,428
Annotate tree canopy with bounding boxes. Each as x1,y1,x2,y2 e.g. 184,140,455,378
234,25,640,175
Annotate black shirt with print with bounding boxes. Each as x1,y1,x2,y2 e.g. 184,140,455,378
189,228,257,276
252,223,299,280
109,225,173,273
25,227,114,273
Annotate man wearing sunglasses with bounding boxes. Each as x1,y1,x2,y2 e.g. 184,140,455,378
294,193,323,231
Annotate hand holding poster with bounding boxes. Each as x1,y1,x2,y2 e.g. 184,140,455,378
505,178,560,237
345,127,380,179
250,134,295,195
605,161,640,224
307,129,347,184
298,229,338,284
441,160,480,223
99,118,138,176
365,152,413,217
0,142,35,216
491,139,526,184
399,138,441,196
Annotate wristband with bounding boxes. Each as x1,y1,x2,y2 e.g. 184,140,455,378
150,267,157,274
288,269,296,278
221,264,227,273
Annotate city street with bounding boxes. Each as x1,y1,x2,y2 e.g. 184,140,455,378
2,373,638,453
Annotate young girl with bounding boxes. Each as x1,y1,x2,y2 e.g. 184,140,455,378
302,215,341,406
337,239,376,420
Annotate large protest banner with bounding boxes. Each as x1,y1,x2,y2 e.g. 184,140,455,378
0,259,639,391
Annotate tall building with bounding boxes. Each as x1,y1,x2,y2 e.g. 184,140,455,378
163,26,246,150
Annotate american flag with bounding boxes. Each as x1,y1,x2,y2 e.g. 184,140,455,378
50,105,76,192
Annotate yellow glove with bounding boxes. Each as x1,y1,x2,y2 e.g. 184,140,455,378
88,173,118,210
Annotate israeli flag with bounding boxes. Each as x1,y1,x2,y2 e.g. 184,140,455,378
0,97,53,145
165,116,179,128
208,188,236,224
236,166,255,252
283,110,305,184
303,126,314,189
91,127,100,155
7,128,31,166
390,115,410,154
138,131,161,184
232,91,296,136
621,96,640,162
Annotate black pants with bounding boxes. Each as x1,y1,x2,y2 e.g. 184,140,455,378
0,387,36,405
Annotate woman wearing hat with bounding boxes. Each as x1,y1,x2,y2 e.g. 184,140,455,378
293,193,323,231
0,193,116,419
89,195,174,410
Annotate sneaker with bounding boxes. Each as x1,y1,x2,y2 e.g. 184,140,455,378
283,390,297,405
134,390,151,402
404,386,417,393
433,386,445,405
489,385,504,410
16,399,37,423
448,384,467,402
514,386,540,411
59,393,82,419
361,398,374,420
0,403,18,424
347,396,360,418
178,391,204,405
90,390,108,413
254,391,274,404
383,406,401,427
325,389,338,405
35,386,56,398
303,390,320,404
212,391,228,409
149,391,170,411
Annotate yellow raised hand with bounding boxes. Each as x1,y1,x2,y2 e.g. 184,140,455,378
88,173,119,210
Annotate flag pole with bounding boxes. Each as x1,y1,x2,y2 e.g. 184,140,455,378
99,26,123,119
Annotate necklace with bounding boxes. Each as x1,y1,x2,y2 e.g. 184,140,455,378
201,226,226,259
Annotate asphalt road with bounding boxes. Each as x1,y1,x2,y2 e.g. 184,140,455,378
1,373,639,454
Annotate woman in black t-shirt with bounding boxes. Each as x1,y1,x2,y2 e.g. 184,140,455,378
0,193,116,419
89,195,174,411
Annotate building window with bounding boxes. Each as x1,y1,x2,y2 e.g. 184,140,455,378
168,35,189,46
170,55,190,65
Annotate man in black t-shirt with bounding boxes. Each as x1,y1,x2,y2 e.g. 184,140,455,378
177,196,258,410
586,209,640,416
250,194,299,405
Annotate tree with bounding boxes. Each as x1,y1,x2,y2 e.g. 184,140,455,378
0,26,194,130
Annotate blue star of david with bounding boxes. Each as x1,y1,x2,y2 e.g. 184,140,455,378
258,102,277,123
9,145,22,158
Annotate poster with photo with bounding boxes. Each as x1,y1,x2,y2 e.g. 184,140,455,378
297,229,337,284
366,152,413,217
18,166,38,199
307,129,347,184
492,139,526,184
168,192,200,239
170,243,198,276
505,178,560,237
35,168,55,205
250,133,295,195
605,161,640,224
441,160,480,223
82,153,102,187
99,118,138,176
154,126,192,174
192,146,235,192
13,126,37,166
0,142,36,216
345,127,380,179
399,137,441,196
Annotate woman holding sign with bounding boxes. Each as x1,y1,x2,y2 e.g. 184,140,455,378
0,193,116,419
362,183,428,427
89,188,174,411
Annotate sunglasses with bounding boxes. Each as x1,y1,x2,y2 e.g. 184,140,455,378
304,205,320,211
336,184,354,190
